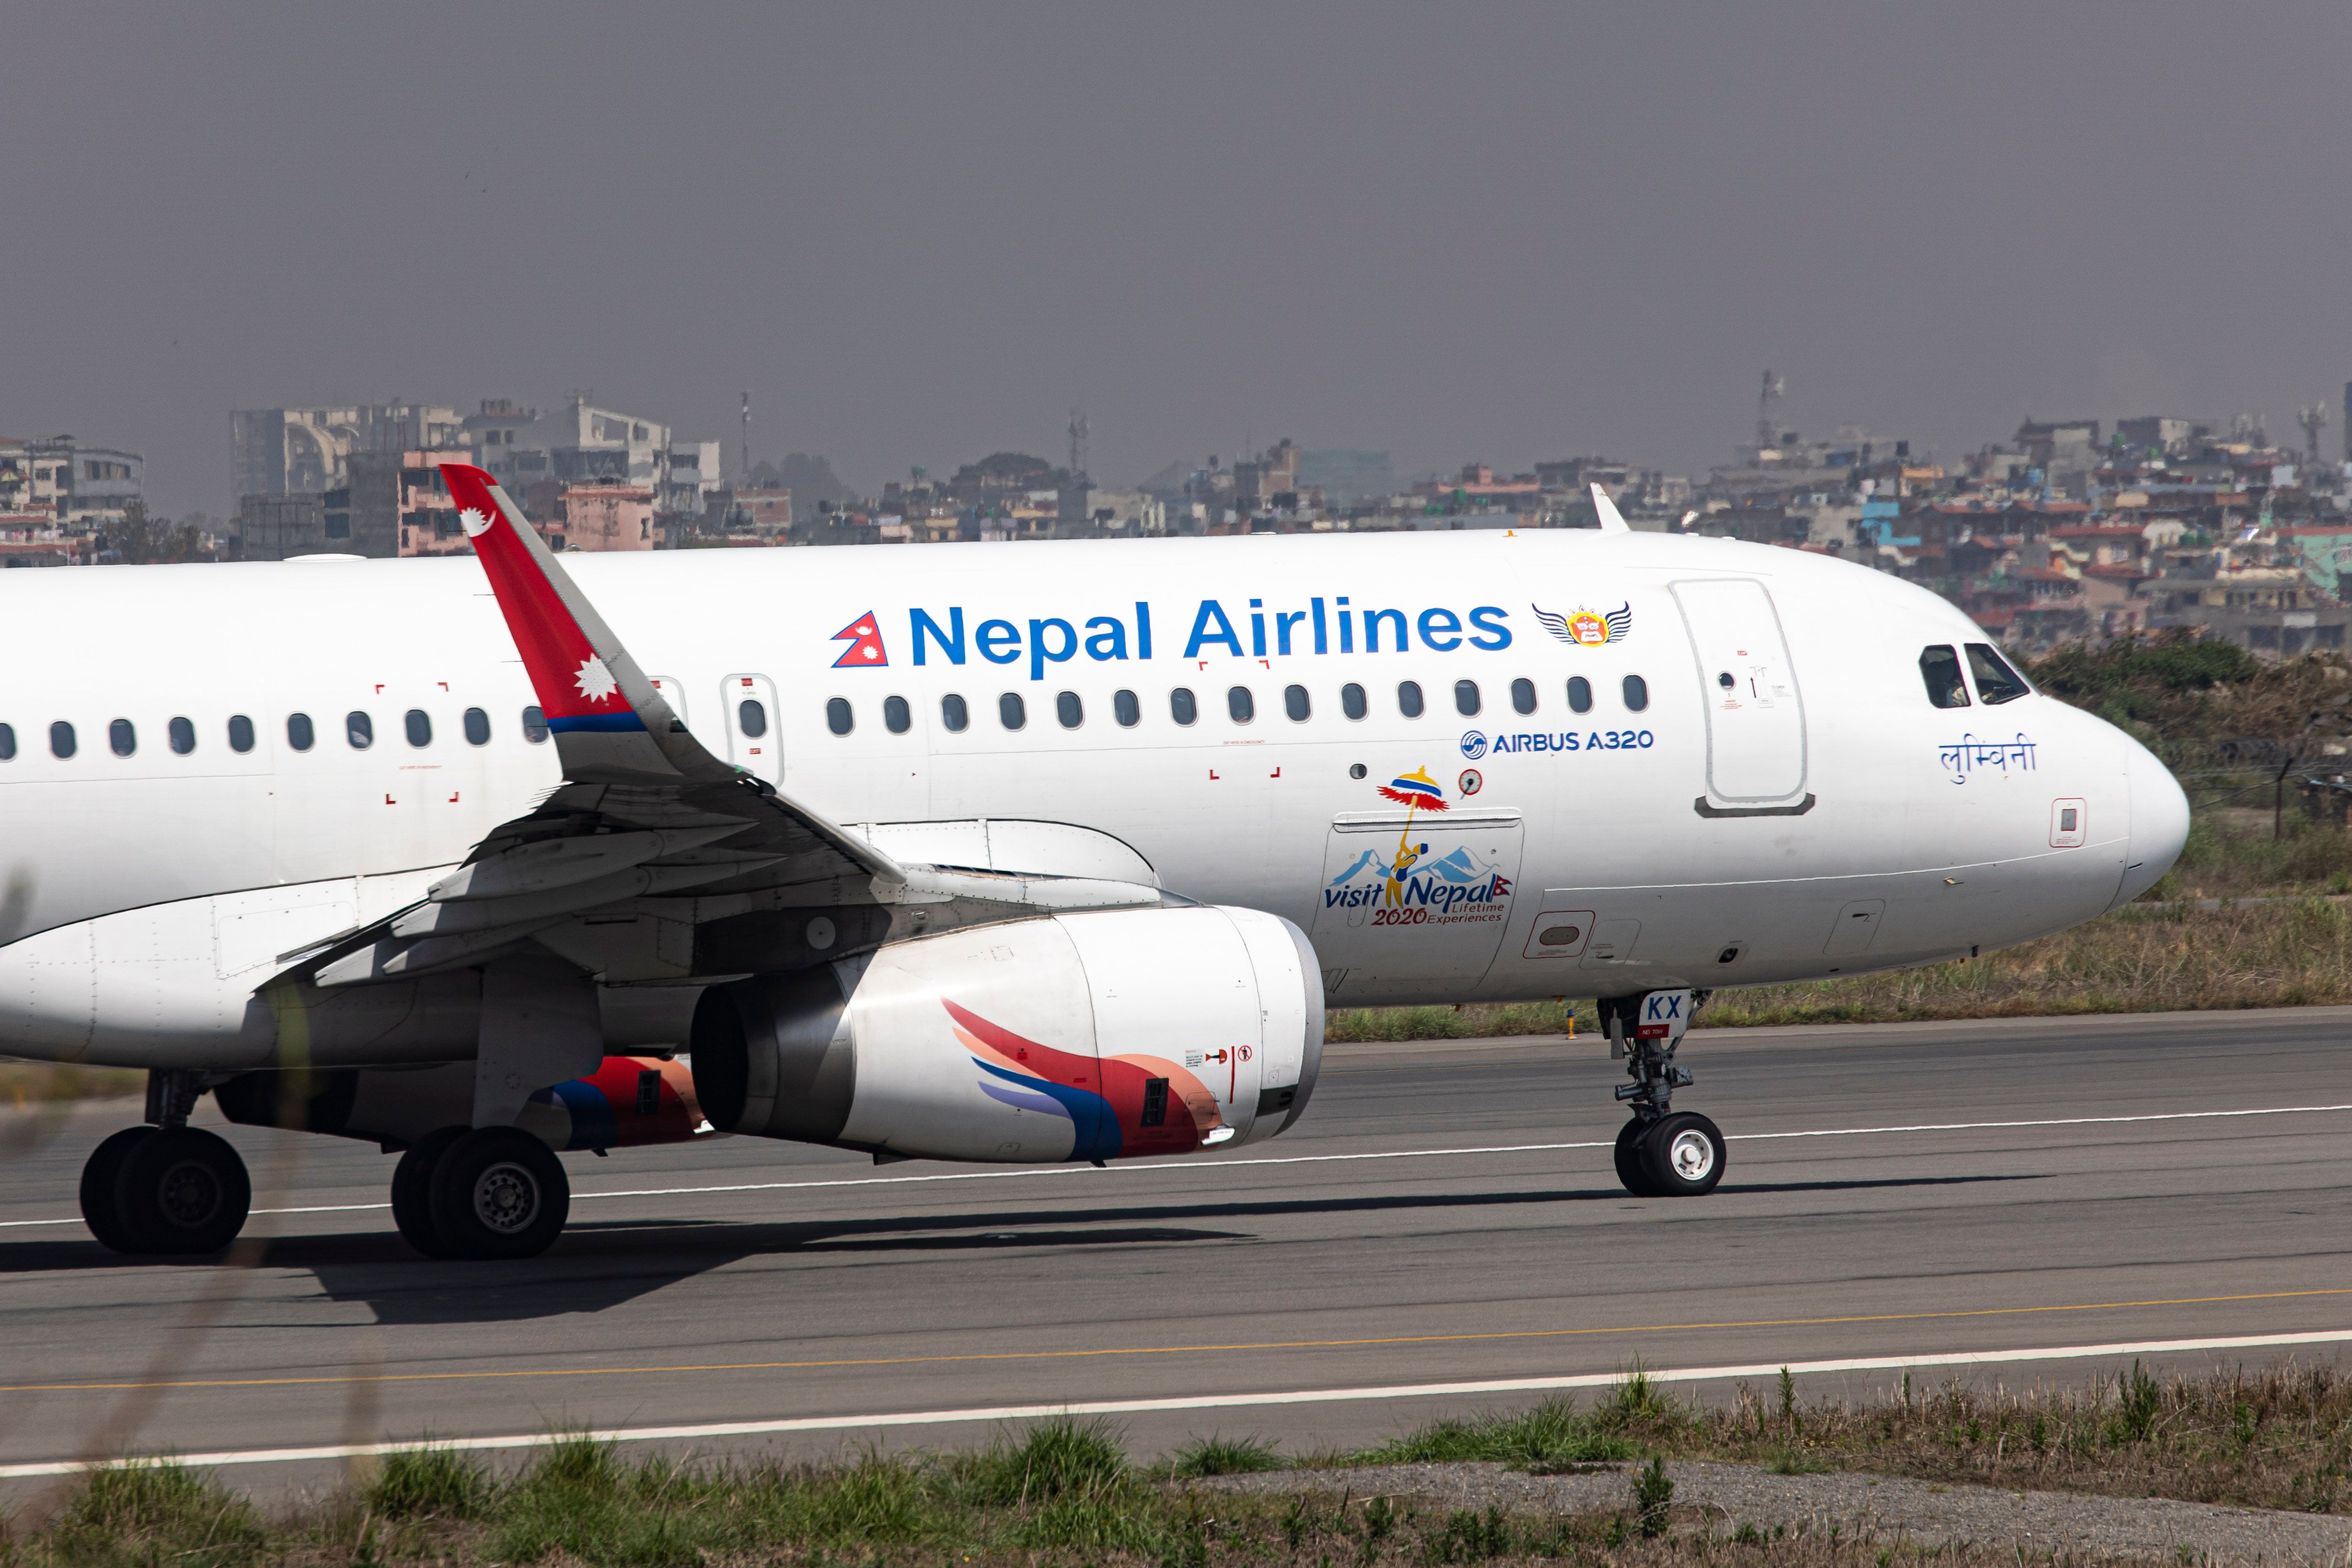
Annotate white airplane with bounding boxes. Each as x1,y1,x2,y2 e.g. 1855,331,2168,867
0,469,2186,1259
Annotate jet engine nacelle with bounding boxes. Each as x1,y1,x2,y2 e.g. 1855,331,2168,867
691,905,1324,1163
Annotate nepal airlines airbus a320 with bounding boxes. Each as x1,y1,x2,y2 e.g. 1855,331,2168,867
0,466,2189,1260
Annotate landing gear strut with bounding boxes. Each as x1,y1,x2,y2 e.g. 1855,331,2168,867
78,1070,253,1255
391,1126,571,1261
1601,992,1726,1198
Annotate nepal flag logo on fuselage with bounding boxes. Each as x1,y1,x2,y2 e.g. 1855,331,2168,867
831,611,889,669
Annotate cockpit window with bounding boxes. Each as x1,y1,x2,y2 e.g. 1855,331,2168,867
1920,645,1971,708
1966,643,2031,705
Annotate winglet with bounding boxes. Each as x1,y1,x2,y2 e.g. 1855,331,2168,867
1589,483,1631,533
441,463,726,784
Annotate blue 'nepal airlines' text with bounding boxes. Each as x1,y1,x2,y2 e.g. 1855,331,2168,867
900,599,1516,681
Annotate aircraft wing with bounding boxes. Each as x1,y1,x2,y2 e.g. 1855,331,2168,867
288,463,1158,991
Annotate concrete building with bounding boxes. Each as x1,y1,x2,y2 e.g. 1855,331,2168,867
549,484,656,552
231,406,464,496
704,477,793,538
461,399,540,470
487,396,717,523
233,494,329,560
0,437,143,528
236,450,467,560
2116,416,2199,455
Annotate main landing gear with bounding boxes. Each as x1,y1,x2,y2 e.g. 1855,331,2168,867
390,1126,571,1261
79,1071,253,1255
1601,992,1727,1198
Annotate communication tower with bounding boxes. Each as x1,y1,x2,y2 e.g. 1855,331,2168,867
739,392,750,479
1068,407,1089,480
2299,404,2329,464
1756,369,1785,451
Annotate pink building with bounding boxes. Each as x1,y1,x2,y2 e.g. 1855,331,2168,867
554,484,656,551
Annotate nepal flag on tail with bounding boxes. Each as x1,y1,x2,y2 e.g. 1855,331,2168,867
831,611,889,669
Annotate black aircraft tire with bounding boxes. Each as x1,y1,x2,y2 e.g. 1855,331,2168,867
113,1126,253,1254
1638,1111,1726,1197
391,1128,469,1258
1613,1119,1663,1197
427,1128,570,1261
80,1127,157,1254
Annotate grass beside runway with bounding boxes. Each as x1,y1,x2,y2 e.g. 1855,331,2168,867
1332,894,2352,1039
0,1063,142,1106
16,1363,2344,1565
1346,1359,2352,1515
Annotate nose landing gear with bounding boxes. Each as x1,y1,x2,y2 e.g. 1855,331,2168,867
1602,991,1726,1197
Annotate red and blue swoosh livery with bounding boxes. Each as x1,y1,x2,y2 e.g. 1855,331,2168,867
945,999,1223,1161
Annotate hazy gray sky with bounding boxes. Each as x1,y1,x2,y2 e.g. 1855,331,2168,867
8,3,2352,517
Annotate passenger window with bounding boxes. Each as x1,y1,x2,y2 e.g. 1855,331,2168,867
110,719,136,757
1056,691,1083,728
1966,643,2031,705
1622,675,1648,713
999,692,1026,730
405,709,432,747
1170,687,1198,725
1919,645,1970,708
1567,676,1592,714
941,693,969,733
521,705,549,743
738,699,768,738
1341,683,1367,720
287,713,315,751
1455,680,1480,717
0,723,14,761
1510,677,1536,715
883,695,911,734
1285,685,1310,721
50,721,75,759
168,717,196,755
1113,689,1140,727
347,712,373,749
228,715,255,753
1398,680,1424,718
462,708,490,745
826,698,852,736
1228,686,1255,723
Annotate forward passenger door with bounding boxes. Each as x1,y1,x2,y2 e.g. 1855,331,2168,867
1672,578,1809,809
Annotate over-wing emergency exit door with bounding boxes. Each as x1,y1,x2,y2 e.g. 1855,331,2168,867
719,672,783,784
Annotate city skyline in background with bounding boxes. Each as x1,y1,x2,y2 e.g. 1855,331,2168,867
8,3,2352,518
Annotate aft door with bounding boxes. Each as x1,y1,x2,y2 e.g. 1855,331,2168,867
1311,809,1524,997
719,672,782,784
1672,578,1808,807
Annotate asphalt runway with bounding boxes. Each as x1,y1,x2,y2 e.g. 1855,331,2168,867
1,1007,2348,1496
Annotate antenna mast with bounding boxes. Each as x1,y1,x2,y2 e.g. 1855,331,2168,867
2298,404,2329,464
1067,406,1089,479
739,392,750,480
1756,369,1785,451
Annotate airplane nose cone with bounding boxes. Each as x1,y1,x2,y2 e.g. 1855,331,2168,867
2113,733,2190,907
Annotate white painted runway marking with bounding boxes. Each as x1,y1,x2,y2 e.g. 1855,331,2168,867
4,1329,2346,1479
1,1102,2345,1230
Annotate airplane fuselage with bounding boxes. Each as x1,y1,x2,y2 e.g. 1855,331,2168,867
0,527,2185,1068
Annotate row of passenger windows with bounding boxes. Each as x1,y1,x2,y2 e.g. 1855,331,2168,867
0,706,555,761
1917,643,2030,710
816,675,1652,736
